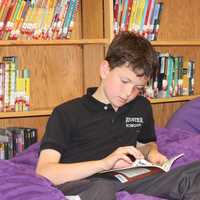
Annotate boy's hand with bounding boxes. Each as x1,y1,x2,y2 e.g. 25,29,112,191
147,150,168,165
101,146,144,171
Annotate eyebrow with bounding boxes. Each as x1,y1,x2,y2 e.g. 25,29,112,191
121,77,145,87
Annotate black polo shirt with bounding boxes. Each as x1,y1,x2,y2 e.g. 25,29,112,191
40,88,156,163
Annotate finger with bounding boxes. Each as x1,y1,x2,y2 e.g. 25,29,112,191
129,147,144,159
116,146,144,159
121,154,133,164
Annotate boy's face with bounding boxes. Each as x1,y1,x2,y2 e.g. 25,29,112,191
100,61,148,110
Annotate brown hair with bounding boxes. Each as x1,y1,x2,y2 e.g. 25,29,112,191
105,31,157,77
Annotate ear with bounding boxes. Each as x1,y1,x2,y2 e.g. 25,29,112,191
100,60,110,79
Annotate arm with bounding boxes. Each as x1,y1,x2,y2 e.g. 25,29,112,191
136,99,167,165
36,146,144,185
36,149,105,185
137,141,167,165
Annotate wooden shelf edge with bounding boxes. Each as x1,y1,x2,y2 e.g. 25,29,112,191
151,40,200,46
0,109,53,119
0,39,109,46
150,95,200,104
2,39,200,47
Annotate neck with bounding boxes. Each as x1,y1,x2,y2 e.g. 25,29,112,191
92,85,119,111
92,85,108,104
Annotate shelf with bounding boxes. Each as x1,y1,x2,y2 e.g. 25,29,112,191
2,39,200,47
0,95,199,118
150,95,200,104
0,39,109,46
151,40,200,46
0,109,52,119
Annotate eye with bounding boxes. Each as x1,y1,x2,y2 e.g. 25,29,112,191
135,86,145,94
120,78,129,84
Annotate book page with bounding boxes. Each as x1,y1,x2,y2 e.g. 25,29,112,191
134,153,184,172
101,153,184,173
161,153,184,172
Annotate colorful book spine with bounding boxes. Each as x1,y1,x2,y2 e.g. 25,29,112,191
125,0,133,31
113,0,119,33
61,0,76,38
23,67,30,111
0,63,5,112
120,0,129,31
150,1,163,40
54,0,70,39
9,61,17,111
128,0,137,31
166,55,174,97
66,0,79,38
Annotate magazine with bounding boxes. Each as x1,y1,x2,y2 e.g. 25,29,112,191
100,153,184,183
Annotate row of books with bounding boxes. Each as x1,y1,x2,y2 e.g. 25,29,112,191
144,53,195,99
0,56,30,112
0,0,79,40
0,127,37,160
113,0,163,41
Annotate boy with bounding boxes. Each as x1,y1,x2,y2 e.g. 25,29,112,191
36,32,200,200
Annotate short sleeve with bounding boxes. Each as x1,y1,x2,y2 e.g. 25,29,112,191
137,100,157,143
40,107,72,154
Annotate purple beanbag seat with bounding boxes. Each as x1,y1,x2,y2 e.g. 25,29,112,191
166,97,200,134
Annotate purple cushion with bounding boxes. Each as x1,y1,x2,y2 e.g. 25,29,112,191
117,191,166,200
156,127,200,168
166,97,200,134
1,127,199,200
11,142,40,168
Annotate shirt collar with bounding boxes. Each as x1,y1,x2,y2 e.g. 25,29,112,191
82,87,139,113
83,87,113,112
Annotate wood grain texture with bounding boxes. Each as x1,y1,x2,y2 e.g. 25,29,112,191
158,0,200,40
0,45,83,109
104,0,114,40
83,44,105,91
82,0,104,38
152,101,186,128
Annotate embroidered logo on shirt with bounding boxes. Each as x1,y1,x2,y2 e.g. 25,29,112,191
125,117,144,128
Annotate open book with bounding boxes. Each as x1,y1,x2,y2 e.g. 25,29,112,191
99,153,184,183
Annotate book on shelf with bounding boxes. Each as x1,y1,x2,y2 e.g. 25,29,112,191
0,127,37,160
144,52,196,99
0,0,79,40
149,0,163,41
114,0,163,41
0,56,30,112
98,153,184,183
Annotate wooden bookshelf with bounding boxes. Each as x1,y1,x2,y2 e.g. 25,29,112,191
150,95,200,104
0,39,109,47
151,40,200,46
0,109,52,119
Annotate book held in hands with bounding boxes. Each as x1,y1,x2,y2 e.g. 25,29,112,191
100,154,184,183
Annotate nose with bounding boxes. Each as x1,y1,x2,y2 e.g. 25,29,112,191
125,84,133,97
